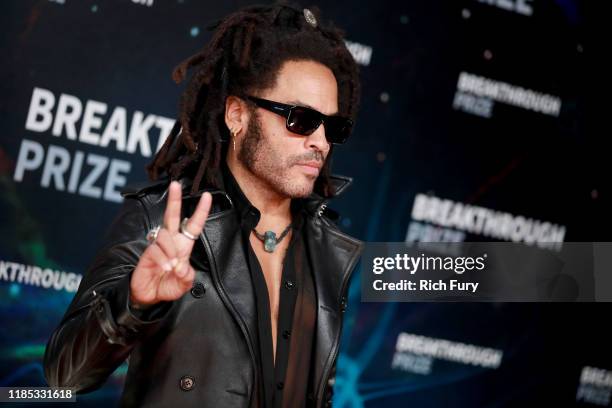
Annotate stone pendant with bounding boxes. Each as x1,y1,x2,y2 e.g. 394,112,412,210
263,231,278,253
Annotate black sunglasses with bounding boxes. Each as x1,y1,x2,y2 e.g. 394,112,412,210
245,95,353,145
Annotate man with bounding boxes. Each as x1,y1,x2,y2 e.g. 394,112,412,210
44,3,362,407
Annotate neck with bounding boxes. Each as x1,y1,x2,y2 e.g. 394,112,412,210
226,156,292,231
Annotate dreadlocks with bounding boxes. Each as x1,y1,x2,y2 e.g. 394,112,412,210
145,2,361,197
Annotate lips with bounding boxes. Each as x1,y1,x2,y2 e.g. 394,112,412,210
296,161,322,170
295,161,322,176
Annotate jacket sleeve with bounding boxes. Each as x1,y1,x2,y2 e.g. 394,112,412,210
43,195,172,393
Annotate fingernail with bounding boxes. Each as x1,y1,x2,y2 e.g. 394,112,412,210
171,258,178,268
163,262,172,272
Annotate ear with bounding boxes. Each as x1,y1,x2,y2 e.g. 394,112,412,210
224,95,249,136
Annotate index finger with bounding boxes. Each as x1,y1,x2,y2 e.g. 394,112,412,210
163,181,183,234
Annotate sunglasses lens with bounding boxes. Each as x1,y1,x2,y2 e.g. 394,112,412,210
287,107,322,136
325,117,353,144
286,105,353,144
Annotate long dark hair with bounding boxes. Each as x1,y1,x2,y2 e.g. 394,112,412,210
146,2,361,197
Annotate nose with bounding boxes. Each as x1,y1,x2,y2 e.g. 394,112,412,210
305,123,330,154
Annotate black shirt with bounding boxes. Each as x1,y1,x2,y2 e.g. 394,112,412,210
220,163,317,408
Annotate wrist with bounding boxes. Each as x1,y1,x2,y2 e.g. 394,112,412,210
129,294,155,311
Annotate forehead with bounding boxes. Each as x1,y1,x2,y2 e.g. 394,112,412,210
264,59,339,116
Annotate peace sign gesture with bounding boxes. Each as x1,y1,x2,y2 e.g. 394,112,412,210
130,181,212,308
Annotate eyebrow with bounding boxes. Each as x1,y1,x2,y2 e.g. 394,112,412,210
285,100,339,116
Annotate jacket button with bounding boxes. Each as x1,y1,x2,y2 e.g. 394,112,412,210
276,381,284,390
191,282,206,298
180,375,195,391
284,280,294,290
282,329,291,339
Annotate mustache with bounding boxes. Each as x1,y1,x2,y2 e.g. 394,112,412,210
291,150,325,164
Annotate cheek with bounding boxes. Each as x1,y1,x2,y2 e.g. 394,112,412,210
259,117,322,163
258,127,292,164
264,125,300,155
260,113,286,138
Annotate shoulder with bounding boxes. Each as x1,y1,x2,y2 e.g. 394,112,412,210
300,198,345,233
120,177,171,200
119,176,232,218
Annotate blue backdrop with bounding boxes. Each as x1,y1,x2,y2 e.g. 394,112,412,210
2,0,609,407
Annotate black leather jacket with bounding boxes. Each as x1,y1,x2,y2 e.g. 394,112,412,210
43,173,364,408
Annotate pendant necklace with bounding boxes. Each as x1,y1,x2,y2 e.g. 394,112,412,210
252,223,292,253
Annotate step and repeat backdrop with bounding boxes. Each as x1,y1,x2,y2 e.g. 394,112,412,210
2,0,608,407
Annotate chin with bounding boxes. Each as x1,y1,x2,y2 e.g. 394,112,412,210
280,174,316,198
288,184,315,198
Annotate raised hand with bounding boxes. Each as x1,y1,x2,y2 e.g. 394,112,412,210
130,181,212,307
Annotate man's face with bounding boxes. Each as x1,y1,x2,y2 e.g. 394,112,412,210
238,59,338,198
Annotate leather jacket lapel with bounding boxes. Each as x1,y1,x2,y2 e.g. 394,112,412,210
192,202,260,390
304,216,364,404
